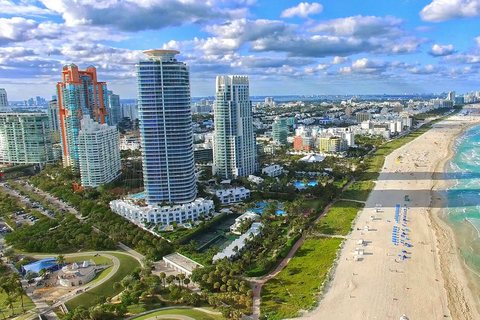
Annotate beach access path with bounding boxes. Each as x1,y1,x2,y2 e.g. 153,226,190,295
300,107,480,320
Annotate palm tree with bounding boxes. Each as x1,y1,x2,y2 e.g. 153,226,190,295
38,268,47,278
56,254,65,266
184,278,190,288
15,286,26,313
177,274,185,288
159,272,166,290
3,295,16,316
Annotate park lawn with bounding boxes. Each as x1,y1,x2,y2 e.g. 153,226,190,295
342,181,375,202
64,255,112,265
316,201,364,236
127,296,165,314
65,252,140,311
260,237,343,319
131,308,223,320
0,290,36,318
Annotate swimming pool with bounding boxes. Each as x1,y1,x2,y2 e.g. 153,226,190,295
129,192,146,199
293,181,318,189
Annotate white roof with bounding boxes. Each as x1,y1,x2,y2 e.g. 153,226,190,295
299,154,325,163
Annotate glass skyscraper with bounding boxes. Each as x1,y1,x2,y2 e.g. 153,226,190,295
136,50,196,204
213,75,257,179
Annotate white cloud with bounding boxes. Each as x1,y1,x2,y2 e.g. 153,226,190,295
443,54,480,64
420,0,480,22
304,63,330,74
39,0,248,31
281,2,323,18
476,36,480,46
332,56,349,64
0,0,53,15
429,44,455,56
308,15,404,38
409,65,439,74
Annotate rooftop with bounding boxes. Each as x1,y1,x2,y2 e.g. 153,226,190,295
162,252,203,273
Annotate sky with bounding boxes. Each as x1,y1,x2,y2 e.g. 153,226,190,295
1,0,480,100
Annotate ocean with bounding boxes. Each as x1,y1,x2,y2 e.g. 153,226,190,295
444,124,480,278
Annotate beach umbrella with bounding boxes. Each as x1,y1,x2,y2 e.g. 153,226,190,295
400,314,410,320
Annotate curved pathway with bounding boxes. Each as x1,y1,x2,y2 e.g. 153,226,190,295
125,306,221,320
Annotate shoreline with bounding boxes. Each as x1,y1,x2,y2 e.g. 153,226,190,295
430,115,480,319
301,106,480,320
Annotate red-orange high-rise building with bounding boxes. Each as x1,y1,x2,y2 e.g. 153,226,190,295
56,64,108,170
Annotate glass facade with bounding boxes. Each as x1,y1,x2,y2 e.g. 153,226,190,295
213,75,257,179
136,50,196,204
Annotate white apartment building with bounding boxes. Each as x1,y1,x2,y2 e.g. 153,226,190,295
0,113,54,167
213,75,257,179
110,197,214,225
78,115,121,187
262,164,284,177
215,187,250,204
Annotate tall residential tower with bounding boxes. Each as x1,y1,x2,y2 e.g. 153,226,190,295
0,89,8,108
213,75,257,179
136,50,196,204
56,64,108,170
111,50,213,226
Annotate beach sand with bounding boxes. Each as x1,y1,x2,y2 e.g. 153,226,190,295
300,106,480,320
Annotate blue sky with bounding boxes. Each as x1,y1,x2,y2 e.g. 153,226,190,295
1,0,480,99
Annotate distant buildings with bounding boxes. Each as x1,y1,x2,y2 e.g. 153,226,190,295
262,164,283,177
106,90,122,126
56,64,108,171
0,113,54,167
272,117,288,144
213,75,257,179
356,112,371,123
0,89,8,108
447,91,456,101
78,116,121,188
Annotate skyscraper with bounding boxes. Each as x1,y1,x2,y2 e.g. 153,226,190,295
106,90,122,126
0,113,54,167
213,75,257,179
56,64,108,170
48,100,61,143
272,117,288,145
0,89,8,108
78,115,121,187
136,50,196,204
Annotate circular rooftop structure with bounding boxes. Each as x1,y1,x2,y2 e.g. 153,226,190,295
143,49,180,60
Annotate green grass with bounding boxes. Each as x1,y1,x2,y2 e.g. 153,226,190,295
131,308,223,320
65,252,140,310
260,237,343,319
64,255,112,265
316,201,364,236
126,296,165,314
0,291,36,318
342,181,375,202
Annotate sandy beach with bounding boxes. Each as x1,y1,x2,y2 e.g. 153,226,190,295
301,106,480,320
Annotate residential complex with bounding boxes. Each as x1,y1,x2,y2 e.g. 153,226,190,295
56,64,108,170
0,113,54,167
0,89,8,108
78,115,121,188
213,75,257,179
272,117,288,144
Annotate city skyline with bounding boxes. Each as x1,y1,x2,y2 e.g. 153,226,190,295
1,0,480,100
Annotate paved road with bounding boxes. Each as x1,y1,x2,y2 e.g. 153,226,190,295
0,183,54,221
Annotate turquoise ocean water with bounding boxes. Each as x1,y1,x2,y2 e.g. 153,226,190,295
445,124,480,275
